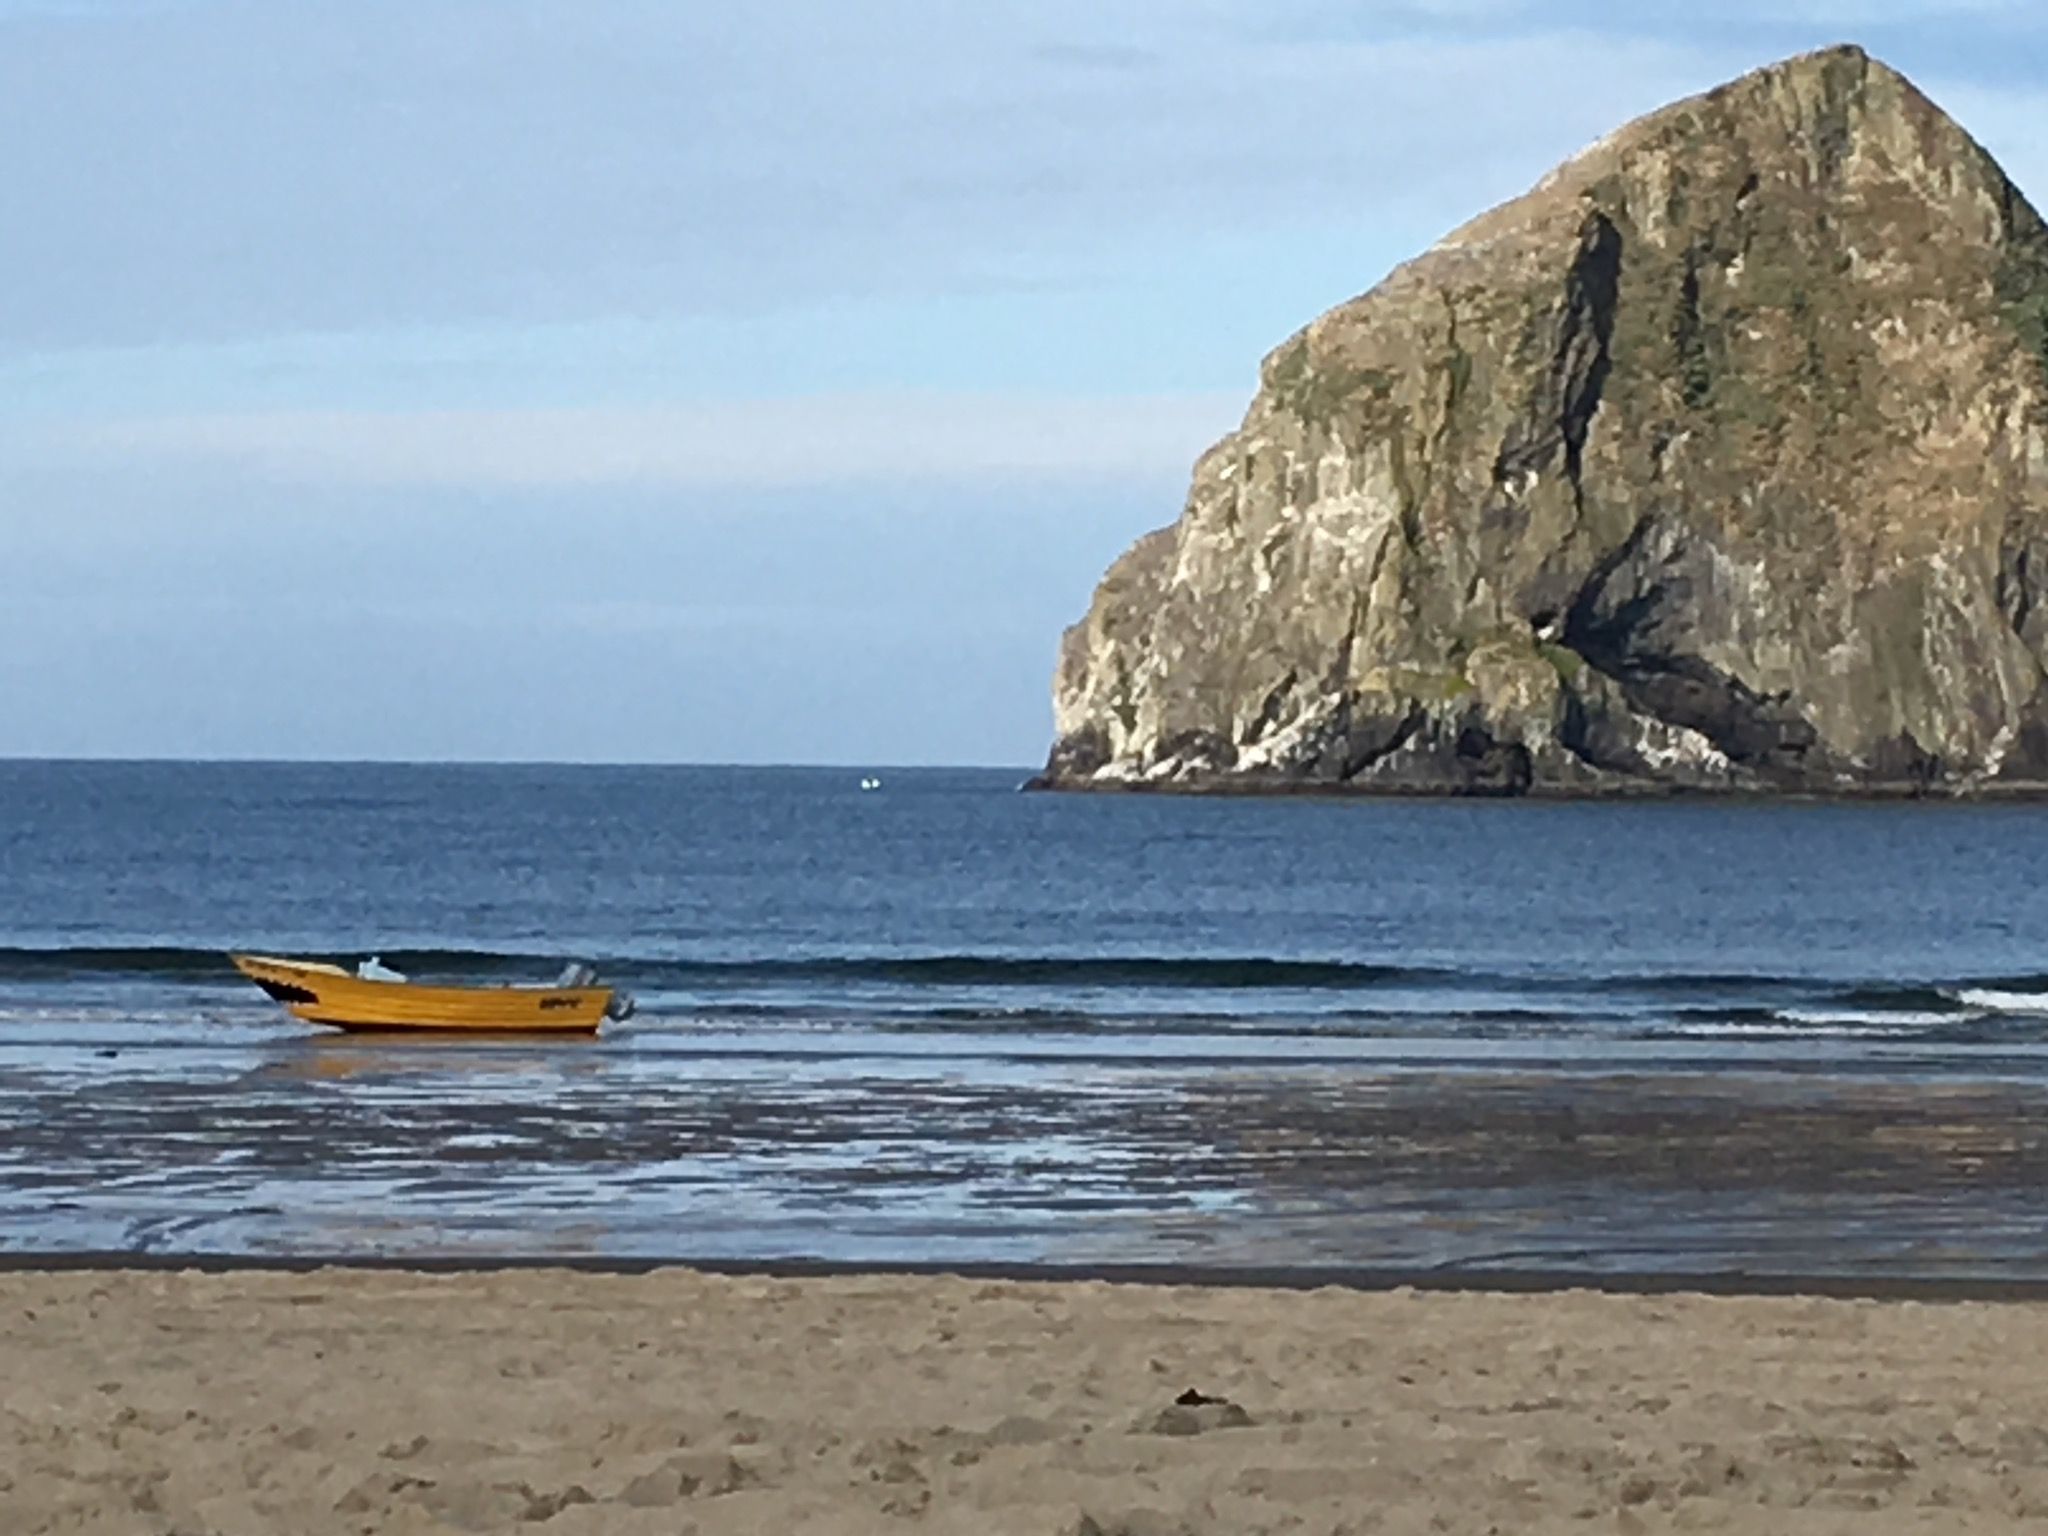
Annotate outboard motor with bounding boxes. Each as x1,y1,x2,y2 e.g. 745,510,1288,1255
605,990,636,1022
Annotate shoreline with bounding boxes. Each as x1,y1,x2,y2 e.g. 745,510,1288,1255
15,1251,2048,1303
1022,771,2048,801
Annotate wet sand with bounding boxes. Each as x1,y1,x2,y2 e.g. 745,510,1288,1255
14,1039,2048,1277
9,1266,2048,1533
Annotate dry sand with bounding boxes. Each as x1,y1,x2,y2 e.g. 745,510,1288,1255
6,1268,2048,1534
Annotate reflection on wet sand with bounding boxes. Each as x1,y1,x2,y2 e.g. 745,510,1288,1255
269,1034,607,1085
8,1027,2048,1279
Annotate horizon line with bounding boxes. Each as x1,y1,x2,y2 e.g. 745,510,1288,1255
0,753,1038,771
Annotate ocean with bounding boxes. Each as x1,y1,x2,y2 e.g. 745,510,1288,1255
7,759,2048,1278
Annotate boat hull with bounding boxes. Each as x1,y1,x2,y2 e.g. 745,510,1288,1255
230,954,610,1034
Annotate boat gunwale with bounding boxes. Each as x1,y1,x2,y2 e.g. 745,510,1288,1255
229,952,616,1033
230,953,613,999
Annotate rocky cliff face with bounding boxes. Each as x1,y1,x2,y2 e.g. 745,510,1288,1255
1038,46,2048,795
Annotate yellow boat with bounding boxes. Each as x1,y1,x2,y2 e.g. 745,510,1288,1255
230,953,629,1034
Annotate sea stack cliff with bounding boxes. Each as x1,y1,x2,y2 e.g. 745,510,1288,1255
1037,46,2048,795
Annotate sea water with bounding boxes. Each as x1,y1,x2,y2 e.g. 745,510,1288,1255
7,759,2048,1276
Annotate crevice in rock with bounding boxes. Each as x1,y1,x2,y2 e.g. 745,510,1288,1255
1676,250,1711,409
1242,669,1300,746
1452,726,1536,796
1563,514,1660,643
1327,590,1370,694
1337,702,1428,781
1436,289,1468,463
1558,212,1624,504
1563,518,1819,778
1999,514,2043,646
1152,729,1239,776
1556,681,1645,779
1576,646,1816,779
1491,211,1623,520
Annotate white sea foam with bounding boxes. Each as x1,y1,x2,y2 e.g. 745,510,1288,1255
1663,1022,1809,1037
1671,1010,1947,1039
1770,1008,1956,1030
1950,988,2048,1015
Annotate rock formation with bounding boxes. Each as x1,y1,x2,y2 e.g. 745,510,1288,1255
1036,45,2048,795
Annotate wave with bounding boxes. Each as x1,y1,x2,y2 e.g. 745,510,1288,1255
0,946,247,979
666,954,1440,989
1650,1002,1968,1039
11,945,2048,1025
0,945,1442,991
1654,1007,1967,1040
1770,1007,1961,1030
1949,987,2048,1016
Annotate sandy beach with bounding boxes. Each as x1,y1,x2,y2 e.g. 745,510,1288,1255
7,1268,2047,1533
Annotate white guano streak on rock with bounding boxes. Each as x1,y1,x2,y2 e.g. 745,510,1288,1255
1234,704,1337,774
1634,718,1733,777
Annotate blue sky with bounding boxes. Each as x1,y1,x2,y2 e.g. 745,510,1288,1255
3,2,2044,763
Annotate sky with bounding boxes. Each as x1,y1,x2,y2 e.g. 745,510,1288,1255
3,2,2046,765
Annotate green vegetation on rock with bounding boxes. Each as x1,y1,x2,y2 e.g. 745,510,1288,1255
1539,643,1586,684
1997,228,2048,382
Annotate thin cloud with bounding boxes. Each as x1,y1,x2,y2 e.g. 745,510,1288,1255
49,393,1247,489
0,6,1753,353
6,3,2037,376
1030,41,1161,72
